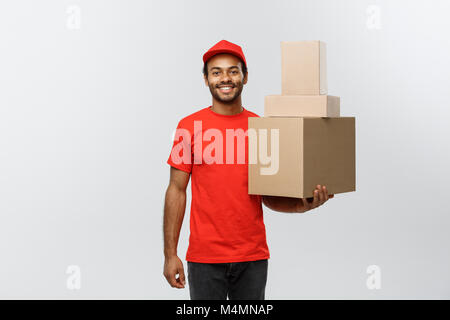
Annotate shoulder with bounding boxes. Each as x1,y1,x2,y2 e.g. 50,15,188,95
245,108,261,118
176,107,209,129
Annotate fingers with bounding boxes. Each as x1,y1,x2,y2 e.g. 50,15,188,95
173,265,185,288
311,188,320,208
321,186,334,200
164,259,186,289
317,185,325,204
323,186,329,200
174,275,184,288
312,185,333,208
300,185,334,213
165,271,177,288
295,184,334,212
178,267,186,288
168,271,185,289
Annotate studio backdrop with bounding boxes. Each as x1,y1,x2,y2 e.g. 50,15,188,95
0,0,449,299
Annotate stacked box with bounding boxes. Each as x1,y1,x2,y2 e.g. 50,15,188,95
248,41,356,198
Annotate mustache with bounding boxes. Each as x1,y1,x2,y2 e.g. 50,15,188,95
216,83,236,88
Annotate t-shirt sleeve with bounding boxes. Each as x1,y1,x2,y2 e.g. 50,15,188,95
167,119,193,174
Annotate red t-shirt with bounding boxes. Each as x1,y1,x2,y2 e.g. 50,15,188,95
167,106,270,263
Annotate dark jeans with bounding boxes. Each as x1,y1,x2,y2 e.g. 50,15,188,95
187,259,268,300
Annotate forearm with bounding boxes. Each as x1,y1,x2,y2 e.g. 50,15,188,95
262,195,304,213
163,185,187,257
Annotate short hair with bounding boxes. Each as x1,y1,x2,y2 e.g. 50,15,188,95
203,59,247,77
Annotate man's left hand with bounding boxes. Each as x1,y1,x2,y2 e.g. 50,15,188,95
295,185,334,213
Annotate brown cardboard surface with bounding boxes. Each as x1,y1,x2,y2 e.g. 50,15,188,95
248,117,355,199
264,95,340,117
281,41,327,95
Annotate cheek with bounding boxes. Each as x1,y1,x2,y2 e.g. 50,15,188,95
208,78,218,86
233,76,243,84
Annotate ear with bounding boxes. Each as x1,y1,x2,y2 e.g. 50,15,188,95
243,71,248,85
203,73,209,86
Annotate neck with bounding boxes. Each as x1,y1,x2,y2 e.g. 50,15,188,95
210,96,243,115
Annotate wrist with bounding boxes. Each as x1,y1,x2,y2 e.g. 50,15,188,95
164,250,177,258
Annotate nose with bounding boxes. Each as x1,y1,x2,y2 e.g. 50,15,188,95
220,72,232,83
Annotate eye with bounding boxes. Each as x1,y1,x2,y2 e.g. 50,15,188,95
213,71,219,75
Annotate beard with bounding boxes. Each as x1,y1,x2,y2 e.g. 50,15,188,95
208,80,244,103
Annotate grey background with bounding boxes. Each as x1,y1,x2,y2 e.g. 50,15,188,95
0,0,449,299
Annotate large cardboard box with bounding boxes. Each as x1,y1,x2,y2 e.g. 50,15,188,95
281,41,327,95
248,117,355,198
265,95,340,117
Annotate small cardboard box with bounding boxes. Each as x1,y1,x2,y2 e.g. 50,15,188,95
281,41,327,95
248,117,355,198
265,95,340,117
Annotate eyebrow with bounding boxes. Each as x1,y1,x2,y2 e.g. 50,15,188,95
210,66,239,71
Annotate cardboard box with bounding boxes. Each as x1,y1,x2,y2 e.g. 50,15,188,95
248,117,355,198
265,95,340,117
281,41,327,95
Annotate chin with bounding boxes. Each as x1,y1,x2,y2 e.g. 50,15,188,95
219,96,238,103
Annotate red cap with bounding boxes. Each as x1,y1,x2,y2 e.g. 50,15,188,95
202,40,247,67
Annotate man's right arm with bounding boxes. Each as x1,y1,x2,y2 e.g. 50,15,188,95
163,166,190,288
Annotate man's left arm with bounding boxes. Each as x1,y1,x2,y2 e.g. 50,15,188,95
262,185,334,213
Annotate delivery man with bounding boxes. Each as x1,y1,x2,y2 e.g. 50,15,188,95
163,40,333,300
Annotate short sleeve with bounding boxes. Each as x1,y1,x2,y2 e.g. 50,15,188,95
167,120,193,173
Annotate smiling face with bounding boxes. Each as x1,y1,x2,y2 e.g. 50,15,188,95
204,53,248,103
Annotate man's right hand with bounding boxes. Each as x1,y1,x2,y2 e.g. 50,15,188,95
163,255,186,289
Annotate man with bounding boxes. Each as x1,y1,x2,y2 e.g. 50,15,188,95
163,40,333,300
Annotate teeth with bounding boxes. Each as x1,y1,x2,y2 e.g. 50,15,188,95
220,87,232,90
